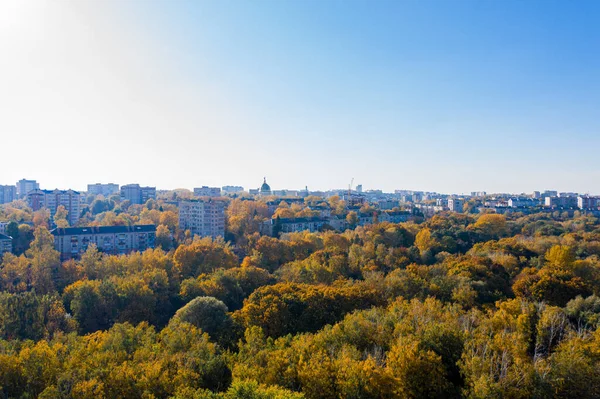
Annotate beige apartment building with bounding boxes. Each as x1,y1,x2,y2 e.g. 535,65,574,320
27,189,81,226
179,199,226,239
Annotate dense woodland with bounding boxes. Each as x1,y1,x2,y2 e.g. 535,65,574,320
2,194,600,398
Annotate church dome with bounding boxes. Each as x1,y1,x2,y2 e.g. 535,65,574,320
260,177,271,193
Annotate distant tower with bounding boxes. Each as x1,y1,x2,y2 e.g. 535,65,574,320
356,184,363,193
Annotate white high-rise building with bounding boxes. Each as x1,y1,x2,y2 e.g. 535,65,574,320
179,199,226,239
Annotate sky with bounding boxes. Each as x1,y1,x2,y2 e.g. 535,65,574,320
1,0,599,195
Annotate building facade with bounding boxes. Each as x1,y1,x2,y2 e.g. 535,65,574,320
16,179,39,198
194,186,221,197
51,225,156,260
0,233,12,255
88,183,119,197
578,196,600,210
26,189,81,226
448,198,464,213
222,186,244,194
0,185,16,204
260,217,328,236
179,199,226,239
120,184,156,205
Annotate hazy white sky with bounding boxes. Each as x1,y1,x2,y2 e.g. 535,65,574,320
1,0,599,194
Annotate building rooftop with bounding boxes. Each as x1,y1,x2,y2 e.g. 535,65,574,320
51,225,156,236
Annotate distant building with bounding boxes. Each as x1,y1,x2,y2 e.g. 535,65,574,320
259,178,272,196
578,196,600,210
179,199,226,239
27,189,81,226
222,186,244,194
260,217,327,236
379,211,412,223
377,199,399,210
545,196,577,209
532,191,541,199
87,183,119,197
16,179,39,198
120,184,156,205
470,191,487,197
543,190,558,198
356,184,363,193
0,233,12,254
194,186,221,197
0,221,9,235
508,198,538,208
448,198,464,213
0,185,16,204
51,225,156,260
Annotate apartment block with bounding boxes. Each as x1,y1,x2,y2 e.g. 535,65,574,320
27,189,81,226
88,183,119,197
222,186,244,194
448,198,464,213
578,196,600,210
260,216,328,236
0,233,12,255
0,185,16,204
194,186,221,197
16,179,39,198
51,225,156,260
179,199,226,239
120,184,156,205
545,196,578,209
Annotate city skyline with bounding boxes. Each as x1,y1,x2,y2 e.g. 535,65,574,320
3,177,600,197
1,0,599,194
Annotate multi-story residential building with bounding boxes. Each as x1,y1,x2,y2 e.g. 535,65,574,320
87,183,119,197
470,191,487,197
16,179,39,198
260,217,328,236
545,196,578,209
578,196,600,210
377,200,399,210
448,198,464,213
51,225,156,260
179,199,226,239
508,198,539,208
0,185,16,204
194,186,221,197
0,222,9,235
0,233,12,255
27,189,81,226
414,204,446,218
221,186,244,194
120,184,156,205
379,211,412,223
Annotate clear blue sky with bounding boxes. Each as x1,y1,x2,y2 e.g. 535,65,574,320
1,0,599,194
